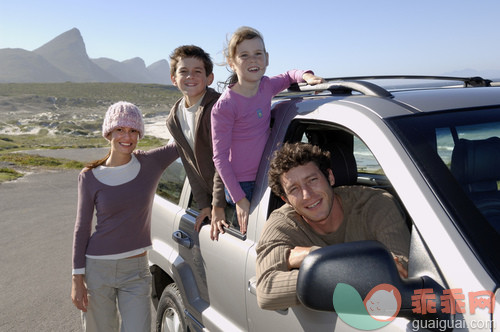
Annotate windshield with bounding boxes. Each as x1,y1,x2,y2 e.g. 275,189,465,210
387,107,500,283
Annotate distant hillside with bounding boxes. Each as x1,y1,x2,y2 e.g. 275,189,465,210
0,82,181,109
0,48,70,83
0,28,171,84
443,68,500,81
0,82,181,139
92,57,170,84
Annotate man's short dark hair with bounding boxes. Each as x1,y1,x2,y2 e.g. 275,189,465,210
169,45,213,77
268,142,331,197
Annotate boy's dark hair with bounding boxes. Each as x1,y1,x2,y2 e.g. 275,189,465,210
169,45,213,77
268,142,331,197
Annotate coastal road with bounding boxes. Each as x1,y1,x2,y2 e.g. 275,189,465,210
0,148,156,331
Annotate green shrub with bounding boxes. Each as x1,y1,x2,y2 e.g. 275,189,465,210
0,167,23,182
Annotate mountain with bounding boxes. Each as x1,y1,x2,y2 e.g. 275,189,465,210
92,57,171,84
0,28,171,84
0,48,70,83
443,68,500,80
146,60,171,85
33,28,118,82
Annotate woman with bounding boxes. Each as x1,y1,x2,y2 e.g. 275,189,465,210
71,101,177,331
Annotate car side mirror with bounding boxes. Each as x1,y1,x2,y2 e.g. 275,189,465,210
297,241,451,322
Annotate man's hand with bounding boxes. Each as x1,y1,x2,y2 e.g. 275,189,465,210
303,72,325,85
394,256,408,279
287,246,314,269
71,274,88,312
210,206,228,241
235,197,250,234
194,207,211,232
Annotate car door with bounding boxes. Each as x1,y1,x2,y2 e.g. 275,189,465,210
169,184,255,331
150,157,186,278
244,99,415,331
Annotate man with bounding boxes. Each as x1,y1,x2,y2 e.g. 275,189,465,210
256,142,410,310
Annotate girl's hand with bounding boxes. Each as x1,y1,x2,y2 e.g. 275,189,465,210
235,197,250,234
71,274,88,312
303,72,325,85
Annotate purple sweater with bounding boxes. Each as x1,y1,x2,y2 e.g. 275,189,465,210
72,143,178,270
211,70,308,203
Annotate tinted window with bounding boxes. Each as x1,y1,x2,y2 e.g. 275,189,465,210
387,107,500,281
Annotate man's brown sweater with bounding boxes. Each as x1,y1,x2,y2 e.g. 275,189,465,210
256,186,410,310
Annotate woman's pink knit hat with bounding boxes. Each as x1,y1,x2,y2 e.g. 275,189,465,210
102,101,145,140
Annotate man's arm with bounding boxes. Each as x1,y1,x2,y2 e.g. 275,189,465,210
287,246,318,269
255,210,317,310
256,241,301,310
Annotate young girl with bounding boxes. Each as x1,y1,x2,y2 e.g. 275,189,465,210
211,26,324,235
71,101,178,331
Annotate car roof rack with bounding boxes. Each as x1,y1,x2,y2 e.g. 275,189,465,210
286,75,492,98
288,80,394,98
322,75,492,87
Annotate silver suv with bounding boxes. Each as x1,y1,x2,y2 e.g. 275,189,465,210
149,76,500,331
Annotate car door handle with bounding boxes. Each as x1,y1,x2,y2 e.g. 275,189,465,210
172,230,193,249
248,276,257,295
248,276,289,314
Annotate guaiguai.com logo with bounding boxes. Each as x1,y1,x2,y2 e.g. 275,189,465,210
332,283,401,330
333,283,496,330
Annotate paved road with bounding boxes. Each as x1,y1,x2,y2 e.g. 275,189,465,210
0,148,156,331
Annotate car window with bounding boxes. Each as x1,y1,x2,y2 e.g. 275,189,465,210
387,108,500,281
188,195,198,211
272,121,396,214
436,122,500,167
300,132,384,175
156,158,186,204
437,121,500,230
389,110,500,232
354,136,384,175
187,187,243,238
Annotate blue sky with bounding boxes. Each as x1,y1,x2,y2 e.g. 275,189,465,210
1,0,500,84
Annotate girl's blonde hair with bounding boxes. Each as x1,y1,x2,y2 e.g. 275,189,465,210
223,26,266,86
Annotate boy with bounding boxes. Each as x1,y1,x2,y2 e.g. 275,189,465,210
167,45,227,240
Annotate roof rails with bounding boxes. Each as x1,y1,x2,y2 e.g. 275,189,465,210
288,80,394,98
322,75,492,87
287,75,492,97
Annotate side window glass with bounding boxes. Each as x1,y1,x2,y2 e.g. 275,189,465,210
354,136,384,175
156,158,186,204
441,123,500,233
436,123,500,169
435,127,454,167
188,195,199,211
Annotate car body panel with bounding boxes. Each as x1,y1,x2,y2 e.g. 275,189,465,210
150,80,500,331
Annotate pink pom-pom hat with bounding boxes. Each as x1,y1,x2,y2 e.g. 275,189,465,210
102,101,145,140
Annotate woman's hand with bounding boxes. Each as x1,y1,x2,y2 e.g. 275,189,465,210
71,274,88,312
